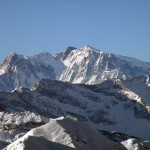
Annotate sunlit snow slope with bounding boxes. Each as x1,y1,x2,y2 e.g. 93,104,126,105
0,45,150,91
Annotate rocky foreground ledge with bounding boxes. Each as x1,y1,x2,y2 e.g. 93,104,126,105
5,116,150,150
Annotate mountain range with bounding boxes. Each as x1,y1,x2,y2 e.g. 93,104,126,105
0,46,150,150
0,45,150,92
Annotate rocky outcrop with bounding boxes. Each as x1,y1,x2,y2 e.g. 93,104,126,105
5,116,126,150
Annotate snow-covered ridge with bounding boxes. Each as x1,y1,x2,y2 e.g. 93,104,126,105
60,45,150,84
26,52,66,78
4,116,150,150
5,116,126,150
0,52,65,91
0,78,149,149
0,45,150,91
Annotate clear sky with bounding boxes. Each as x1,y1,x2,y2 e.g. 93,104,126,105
0,0,150,62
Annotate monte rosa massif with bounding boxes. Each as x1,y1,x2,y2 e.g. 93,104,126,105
0,45,150,150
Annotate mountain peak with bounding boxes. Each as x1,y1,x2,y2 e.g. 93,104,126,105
9,51,16,56
64,46,77,55
61,46,77,60
84,45,94,49
1,52,22,67
8,51,24,58
7,52,20,61
83,45,96,50
82,45,101,53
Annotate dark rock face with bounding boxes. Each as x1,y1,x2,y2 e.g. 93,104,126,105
99,130,140,142
89,110,116,125
32,79,87,109
0,121,45,132
62,46,77,60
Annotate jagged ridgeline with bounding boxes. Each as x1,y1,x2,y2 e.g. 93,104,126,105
0,45,150,91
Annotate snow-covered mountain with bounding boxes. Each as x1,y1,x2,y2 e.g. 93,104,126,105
1,45,150,91
60,45,150,84
0,52,65,91
0,78,150,149
31,78,150,139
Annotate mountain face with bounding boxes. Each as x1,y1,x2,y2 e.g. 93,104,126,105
0,52,65,91
60,45,150,84
0,78,150,149
30,78,150,139
0,45,150,91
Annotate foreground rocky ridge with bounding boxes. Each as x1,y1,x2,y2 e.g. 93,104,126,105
5,116,126,150
4,117,150,150
0,78,150,149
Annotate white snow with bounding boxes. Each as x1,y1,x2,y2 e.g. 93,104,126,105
5,116,124,150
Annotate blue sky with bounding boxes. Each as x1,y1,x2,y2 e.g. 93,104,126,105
0,0,150,62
